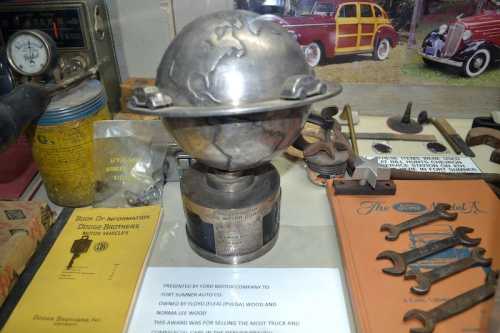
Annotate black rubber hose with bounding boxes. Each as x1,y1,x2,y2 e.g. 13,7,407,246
0,84,50,152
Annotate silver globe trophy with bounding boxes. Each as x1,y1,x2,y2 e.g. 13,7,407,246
129,10,341,264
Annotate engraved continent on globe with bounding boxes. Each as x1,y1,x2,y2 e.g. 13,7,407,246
157,10,312,108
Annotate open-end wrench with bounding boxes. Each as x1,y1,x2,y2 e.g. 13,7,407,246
404,247,492,295
376,227,480,276
380,203,458,241
404,270,498,333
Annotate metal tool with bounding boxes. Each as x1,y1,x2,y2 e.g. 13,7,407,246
303,139,350,179
404,270,498,333
343,104,359,155
67,235,92,269
387,102,423,134
418,110,458,153
292,107,353,185
376,226,480,276
466,127,500,164
405,247,492,295
333,179,396,195
418,111,475,157
302,107,350,179
344,132,437,142
467,127,500,147
434,117,475,157
472,116,500,130
380,203,457,241
334,157,396,195
351,157,391,189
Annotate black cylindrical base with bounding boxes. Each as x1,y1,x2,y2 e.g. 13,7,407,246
181,163,281,264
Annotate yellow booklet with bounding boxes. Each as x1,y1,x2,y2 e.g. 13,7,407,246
2,205,162,333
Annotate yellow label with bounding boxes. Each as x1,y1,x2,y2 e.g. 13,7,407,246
31,106,111,207
2,205,162,333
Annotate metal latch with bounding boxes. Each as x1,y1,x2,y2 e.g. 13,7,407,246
333,157,396,195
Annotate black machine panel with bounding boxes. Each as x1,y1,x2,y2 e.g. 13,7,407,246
0,1,122,112
0,8,85,48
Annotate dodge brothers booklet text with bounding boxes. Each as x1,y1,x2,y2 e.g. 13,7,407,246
2,205,162,333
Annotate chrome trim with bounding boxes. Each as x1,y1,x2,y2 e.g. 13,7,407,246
420,52,463,68
442,23,465,57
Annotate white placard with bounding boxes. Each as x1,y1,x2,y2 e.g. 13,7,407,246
127,267,351,333
368,156,481,173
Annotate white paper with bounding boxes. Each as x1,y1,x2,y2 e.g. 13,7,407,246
127,267,351,333
368,156,481,173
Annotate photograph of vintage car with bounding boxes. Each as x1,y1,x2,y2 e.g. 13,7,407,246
237,0,500,88
420,8,500,77
268,0,399,66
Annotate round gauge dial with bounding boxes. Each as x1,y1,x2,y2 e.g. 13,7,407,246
6,30,57,76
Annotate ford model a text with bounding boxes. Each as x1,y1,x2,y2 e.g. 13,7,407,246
421,8,500,77
277,0,398,67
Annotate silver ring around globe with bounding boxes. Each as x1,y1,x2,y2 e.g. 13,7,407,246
127,82,342,117
163,106,310,171
147,10,340,117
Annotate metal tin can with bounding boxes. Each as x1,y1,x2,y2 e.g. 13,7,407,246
31,80,111,207
182,164,281,264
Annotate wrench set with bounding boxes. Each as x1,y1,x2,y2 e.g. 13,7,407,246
376,203,497,333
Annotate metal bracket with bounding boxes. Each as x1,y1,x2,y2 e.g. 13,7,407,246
333,179,396,195
333,157,396,195
127,82,342,117
351,157,391,189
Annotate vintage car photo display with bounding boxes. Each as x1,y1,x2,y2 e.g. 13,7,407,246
273,0,399,66
421,8,500,77
238,0,500,87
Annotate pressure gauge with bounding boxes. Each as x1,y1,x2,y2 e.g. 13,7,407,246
6,30,58,77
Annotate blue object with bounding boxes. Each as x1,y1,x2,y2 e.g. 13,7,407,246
424,32,445,57
407,226,489,274
37,79,107,125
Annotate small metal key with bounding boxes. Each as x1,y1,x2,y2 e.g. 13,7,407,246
380,203,457,241
404,270,498,333
67,235,92,270
405,247,492,295
376,226,480,276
